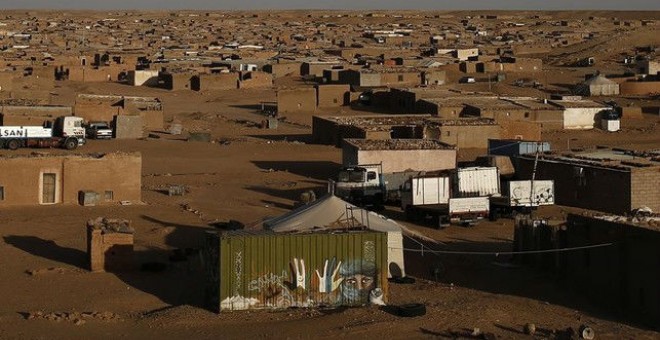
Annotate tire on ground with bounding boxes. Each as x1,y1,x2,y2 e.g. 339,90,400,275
393,276,416,284
397,303,426,317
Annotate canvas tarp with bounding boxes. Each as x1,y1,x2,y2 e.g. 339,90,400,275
263,194,419,236
263,194,432,278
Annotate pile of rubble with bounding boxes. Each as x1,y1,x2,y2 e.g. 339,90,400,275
593,207,660,228
87,217,134,234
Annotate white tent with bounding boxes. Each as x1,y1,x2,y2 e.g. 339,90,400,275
575,74,620,96
264,194,425,278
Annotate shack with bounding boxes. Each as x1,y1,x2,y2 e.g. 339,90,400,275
0,152,142,206
342,138,457,173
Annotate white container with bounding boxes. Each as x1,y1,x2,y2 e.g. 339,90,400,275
505,180,555,207
407,175,450,206
455,167,500,197
601,119,620,132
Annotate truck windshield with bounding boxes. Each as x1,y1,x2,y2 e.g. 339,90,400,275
338,170,365,182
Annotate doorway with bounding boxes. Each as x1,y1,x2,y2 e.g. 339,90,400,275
42,173,57,204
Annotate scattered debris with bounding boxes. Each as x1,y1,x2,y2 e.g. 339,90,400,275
210,219,245,231
187,132,212,142
168,123,183,135
580,325,595,340
168,185,186,196
87,217,134,234
524,323,536,335
26,311,120,324
25,267,82,276
299,190,317,204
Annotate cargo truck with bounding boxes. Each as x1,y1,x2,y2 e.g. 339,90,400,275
0,116,85,150
332,163,425,209
400,174,490,228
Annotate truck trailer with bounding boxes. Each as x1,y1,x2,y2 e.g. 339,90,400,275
489,180,555,219
0,116,85,150
400,173,491,228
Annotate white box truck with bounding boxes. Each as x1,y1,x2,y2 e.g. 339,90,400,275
401,173,490,228
0,116,85,150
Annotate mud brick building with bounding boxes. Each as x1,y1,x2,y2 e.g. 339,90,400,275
342,138,456,173
0,152,142,206
301,61,343,77
423,118,500,149
619,80,660,96
128,70,160,86
563,214,660,327
277,87,317,114
74,94,163,131
516,149,660,214
316,84,350,108
192,73,239,91
238,71,273,89
312,114,430,146
262,62,302,79
387,88,456,114
87,218,135,272
160,72,195,90
0,105,73,126
337,68,423,87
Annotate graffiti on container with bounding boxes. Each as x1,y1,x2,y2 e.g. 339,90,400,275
363,241,375,262
248,270,289,292
233,251,242,296
226,256,382,310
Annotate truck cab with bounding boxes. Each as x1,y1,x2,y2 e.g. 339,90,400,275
333,164,386,208
52,116,86,142
53,116,86,147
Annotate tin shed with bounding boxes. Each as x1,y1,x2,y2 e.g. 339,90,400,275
204,230,389,312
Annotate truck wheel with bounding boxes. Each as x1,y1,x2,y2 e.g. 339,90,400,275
489,209,499,221
64,138,78,150
6,139,19,150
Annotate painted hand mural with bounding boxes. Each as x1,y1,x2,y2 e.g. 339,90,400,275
315,258,343,293
291,258,306,290
222,255,383,310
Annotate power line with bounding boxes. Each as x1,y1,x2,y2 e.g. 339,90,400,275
393,242,615,256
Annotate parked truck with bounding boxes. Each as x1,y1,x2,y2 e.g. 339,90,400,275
400,174,490,228
0,116,85,150
332,163,424,208
489,180,555,219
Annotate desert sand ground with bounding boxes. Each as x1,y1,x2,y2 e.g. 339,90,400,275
0,76,658,339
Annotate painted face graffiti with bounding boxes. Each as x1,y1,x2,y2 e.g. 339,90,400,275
339,260,377,306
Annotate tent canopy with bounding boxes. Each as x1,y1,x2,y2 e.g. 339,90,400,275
263,194,429,240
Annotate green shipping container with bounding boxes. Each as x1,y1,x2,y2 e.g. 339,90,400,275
204,230,389,312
